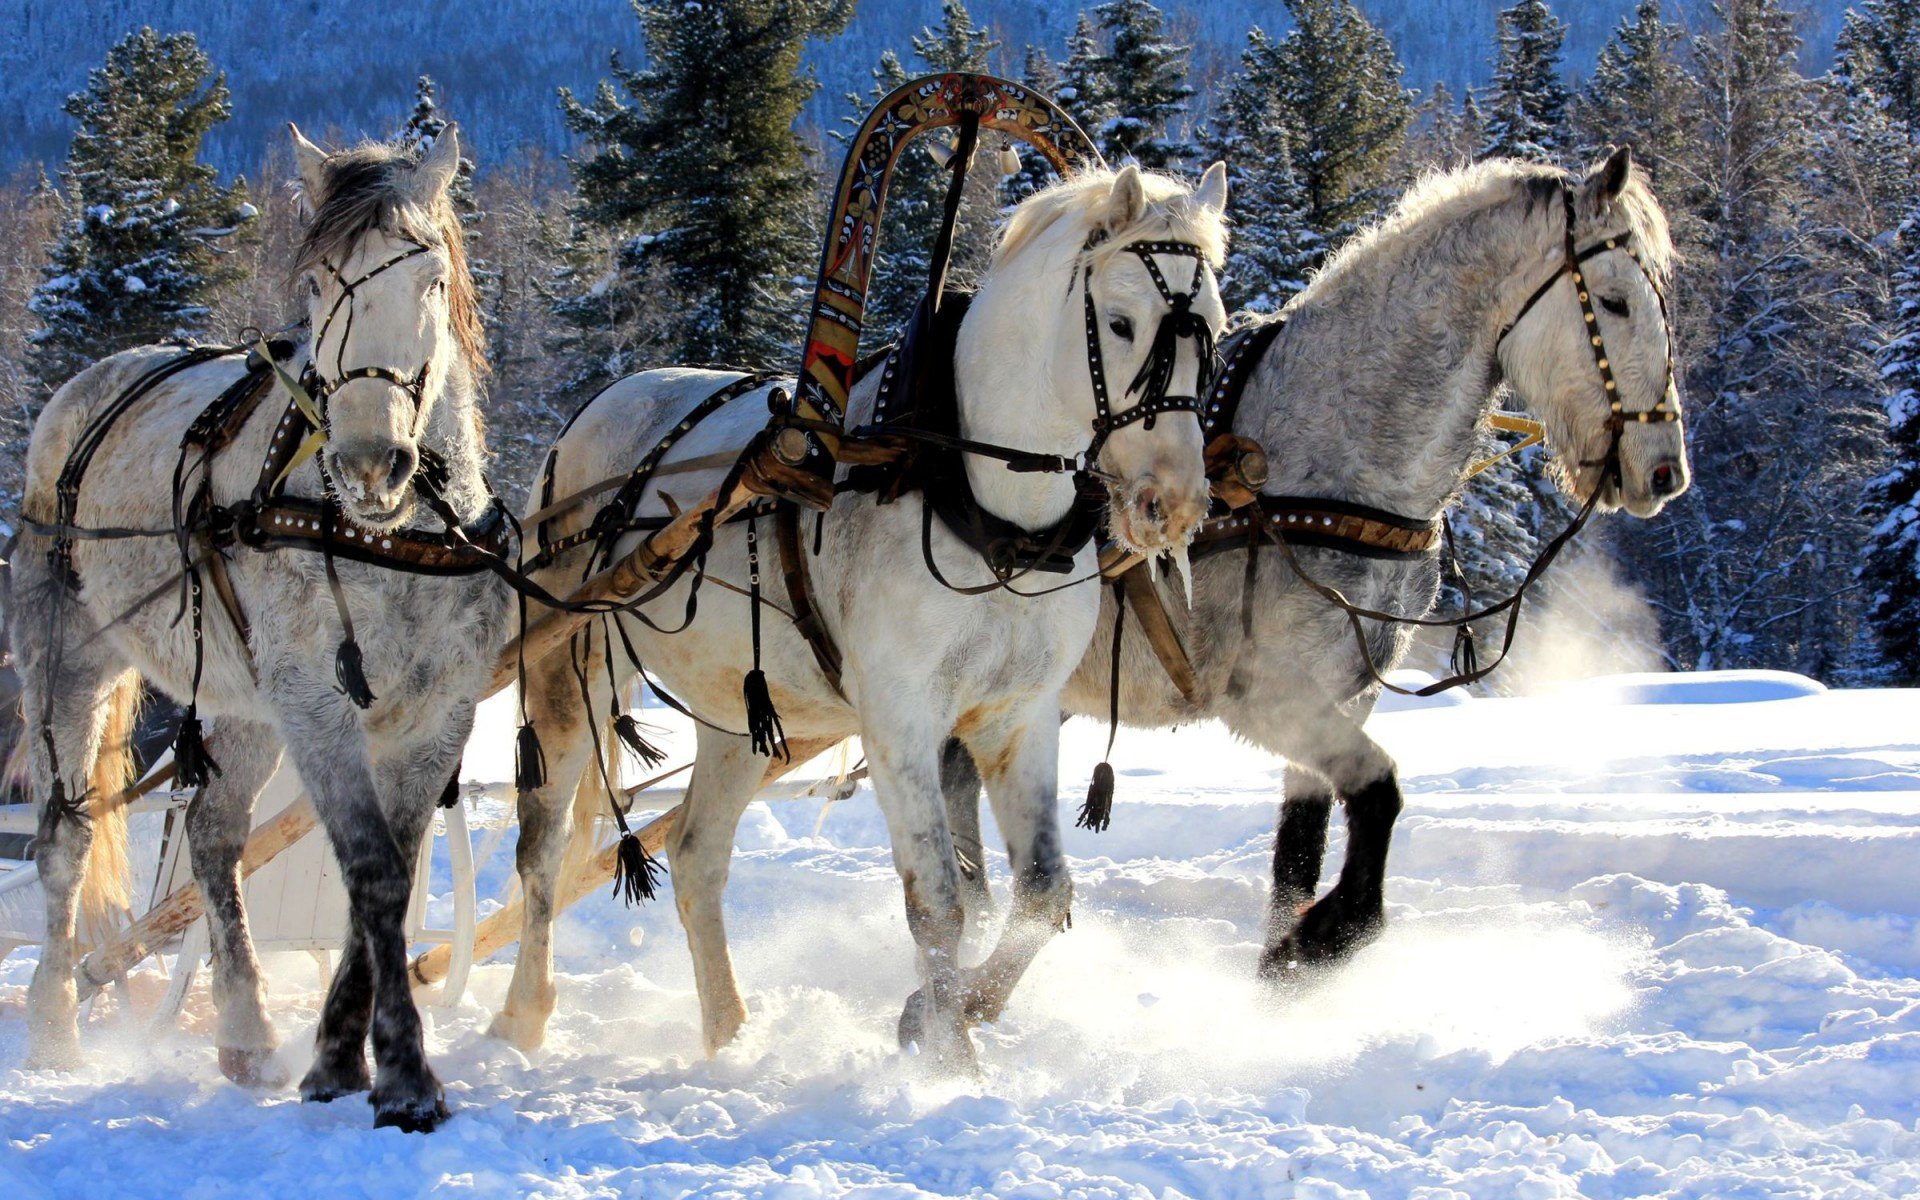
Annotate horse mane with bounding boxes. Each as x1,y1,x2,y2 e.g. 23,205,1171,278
994,166,1229,272
1303,156,1676,306
294,140,490,378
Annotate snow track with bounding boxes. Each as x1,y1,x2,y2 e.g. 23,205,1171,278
4,675,1919,1198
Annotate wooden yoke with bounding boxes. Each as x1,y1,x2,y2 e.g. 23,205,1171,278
749,72,1104,512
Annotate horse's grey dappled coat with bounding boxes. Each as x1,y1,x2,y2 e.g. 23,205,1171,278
13,129,509,1132
496,165,1231,1074
946,149,1691,975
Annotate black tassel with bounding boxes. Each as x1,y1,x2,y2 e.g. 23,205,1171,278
611,829,661,905
1077,761,1115,832
515,722,547,791
335,639,376,709
743,669,788,761
173,713,221,788
613,714,667,769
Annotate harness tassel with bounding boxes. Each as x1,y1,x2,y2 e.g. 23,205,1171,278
515,722,547,792
743,669,788,761
1078,762,1115,832
742,514,789,760
613,714,667,769
334,638,376,710
173,711,221,788
611,824,662,906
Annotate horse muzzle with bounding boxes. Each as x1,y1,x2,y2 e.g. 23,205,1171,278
1110,472,1206,556
327,440,419,528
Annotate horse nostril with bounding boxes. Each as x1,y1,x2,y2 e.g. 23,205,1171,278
1140,491,1164,526
1650,463,1676,495
385,447,416,493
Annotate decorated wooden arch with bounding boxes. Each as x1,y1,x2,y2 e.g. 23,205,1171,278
764,72,1104,507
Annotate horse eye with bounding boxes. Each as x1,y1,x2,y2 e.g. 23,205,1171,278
1108,315,1135,341
305,277,321,299
1600,296,1630,317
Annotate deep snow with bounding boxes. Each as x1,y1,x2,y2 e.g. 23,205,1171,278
4,672,1920,1198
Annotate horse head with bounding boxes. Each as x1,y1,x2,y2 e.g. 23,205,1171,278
976,162,1230,559
290,125,485,531
1498,146,1689,518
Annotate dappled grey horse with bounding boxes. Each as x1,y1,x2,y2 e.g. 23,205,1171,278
13,129,508,1131
946,148,1690,976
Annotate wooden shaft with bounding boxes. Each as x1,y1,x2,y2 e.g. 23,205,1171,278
407,736,838,989
488,476,761,695
76,796,319,997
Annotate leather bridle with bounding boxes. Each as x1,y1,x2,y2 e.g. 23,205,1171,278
1497,182,1682,493
1079,235,1216,466
307,241,438,438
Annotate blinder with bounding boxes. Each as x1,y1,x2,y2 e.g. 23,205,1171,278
1081,236,1215,464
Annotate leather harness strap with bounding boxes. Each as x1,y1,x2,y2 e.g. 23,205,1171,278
773,502,845,699
1194,496,1440,561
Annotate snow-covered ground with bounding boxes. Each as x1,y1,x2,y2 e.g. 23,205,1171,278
5,672,1920,1198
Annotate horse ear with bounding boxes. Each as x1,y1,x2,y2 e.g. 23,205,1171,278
1195,161,1229,216
412,123,462,203
289,123,328,205
1584,144,1633,216
1104,164,1148,232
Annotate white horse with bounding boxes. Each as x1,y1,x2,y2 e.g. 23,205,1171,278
947,148,1693,972
12,129,509,1131
497,164,1229,1072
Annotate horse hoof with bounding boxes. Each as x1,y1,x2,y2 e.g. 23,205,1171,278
897,990,980,1078
219,1047,289,1090
299,1057,372,1104
372,1082,451,1133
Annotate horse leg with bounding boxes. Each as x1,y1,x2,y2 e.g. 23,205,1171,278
938,736,994,922
490,645,599,1052
1259,767,1334,980
665,725,764,1057
1221,684,1402,975
185,719,286,1087
865,720,974,1076
19,644,124,1071
952,709,1069,1027
281,695,444,1131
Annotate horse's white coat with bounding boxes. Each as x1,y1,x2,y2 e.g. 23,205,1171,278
497,165,1230,1071
12,132,508,1130
1006,153,1696,970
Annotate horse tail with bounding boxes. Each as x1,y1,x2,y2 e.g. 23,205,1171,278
78,672,141,926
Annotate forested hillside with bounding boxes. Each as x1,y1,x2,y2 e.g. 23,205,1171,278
0,0,1848,170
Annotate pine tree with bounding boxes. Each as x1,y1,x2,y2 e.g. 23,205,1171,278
401,76,487,310
27,28,253,390
1861,205,1920,680
846,1,1001,343
1058,14,1115,143
557,0,850,373
1090,0,1195,168
1203,29,1318,309
1573,0,1690,176
1480,0,1571,161
1830,0,1920,226
1239,4,1412,247
1406,80,1475,171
